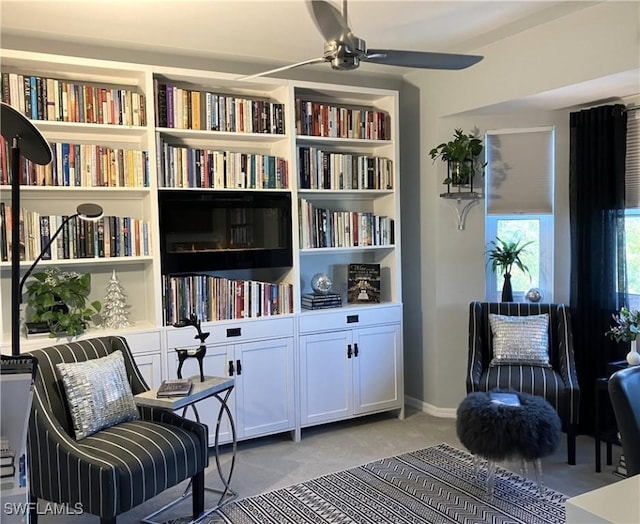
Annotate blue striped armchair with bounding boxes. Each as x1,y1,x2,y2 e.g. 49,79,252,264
27,336,208,524
466,302,580,465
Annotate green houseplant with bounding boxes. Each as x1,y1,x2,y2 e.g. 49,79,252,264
429,128,485,185
486,237,532,302
606,306,640,365
25,268,101,337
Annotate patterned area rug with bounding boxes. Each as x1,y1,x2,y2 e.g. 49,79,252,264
200,443,567,524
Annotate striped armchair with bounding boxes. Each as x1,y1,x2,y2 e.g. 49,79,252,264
27,336,208,524
467,302,580,465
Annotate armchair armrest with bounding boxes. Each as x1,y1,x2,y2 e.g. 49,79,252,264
556,305,579,388
138,406,209,467
467,301,485,392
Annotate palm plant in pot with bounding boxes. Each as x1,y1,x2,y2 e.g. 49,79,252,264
486,237,532,302
429,128,485,187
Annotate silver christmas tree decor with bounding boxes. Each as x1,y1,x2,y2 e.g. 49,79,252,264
102,270,131,329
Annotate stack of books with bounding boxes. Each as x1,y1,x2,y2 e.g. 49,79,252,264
1,437,15,480
301,293,342,310
156,378,193,398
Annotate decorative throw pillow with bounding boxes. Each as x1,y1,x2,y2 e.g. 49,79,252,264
56,350,140,440
489,313,551,368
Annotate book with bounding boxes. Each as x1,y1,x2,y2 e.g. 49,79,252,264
347,263,381,304
0,464,15,478
489,392,521,407
156,378,193,398
0,449,15,467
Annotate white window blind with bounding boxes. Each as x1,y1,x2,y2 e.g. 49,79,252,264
485,127,554,215
626,109,640,209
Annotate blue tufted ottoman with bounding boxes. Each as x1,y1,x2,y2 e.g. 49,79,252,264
456,390,561,494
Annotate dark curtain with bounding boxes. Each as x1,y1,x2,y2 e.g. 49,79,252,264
569,104,627,433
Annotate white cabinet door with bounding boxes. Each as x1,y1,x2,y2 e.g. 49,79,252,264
234,337,295,439
353,323,402,415
167,345,236,445
133,351,164,389
300,330,352,426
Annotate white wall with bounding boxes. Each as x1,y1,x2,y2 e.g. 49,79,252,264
402,0,640,412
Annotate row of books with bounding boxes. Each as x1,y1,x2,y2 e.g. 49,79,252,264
155,81,286,134
1,72,146,125
295,99,391,140
0,204,151,262
158,140,289,189
0,137,150,188
299,199,395,249
163,275,294,325
298,147,393,191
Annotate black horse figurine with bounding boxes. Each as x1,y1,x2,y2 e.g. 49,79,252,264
173,313,210,382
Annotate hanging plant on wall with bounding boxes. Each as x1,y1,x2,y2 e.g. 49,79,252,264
486,238,532,302
429,128,486,186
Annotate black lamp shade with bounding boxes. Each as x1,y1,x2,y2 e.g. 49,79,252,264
77,203,104,220
0,102,52,165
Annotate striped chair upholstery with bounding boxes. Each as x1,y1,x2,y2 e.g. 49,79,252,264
466,302,580,465
27,336,208,524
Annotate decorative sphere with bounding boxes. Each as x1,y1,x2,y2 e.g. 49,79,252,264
525,288,543,303
311,273,333,295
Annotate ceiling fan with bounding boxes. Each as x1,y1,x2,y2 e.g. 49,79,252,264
240,0,483,80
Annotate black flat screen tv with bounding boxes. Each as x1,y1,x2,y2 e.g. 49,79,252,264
158,190,292,273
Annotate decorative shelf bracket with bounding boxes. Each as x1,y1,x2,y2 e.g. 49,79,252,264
439,191,482,230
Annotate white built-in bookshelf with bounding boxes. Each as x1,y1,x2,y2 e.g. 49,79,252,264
0,49,403,443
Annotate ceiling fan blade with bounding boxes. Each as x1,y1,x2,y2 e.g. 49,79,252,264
238,57,327,81
308,0,350,42
365,49,483,70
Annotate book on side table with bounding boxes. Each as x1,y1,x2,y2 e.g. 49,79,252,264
156,378,193,398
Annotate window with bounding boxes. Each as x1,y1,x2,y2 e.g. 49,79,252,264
625,109,640,308
626,210,640,309
485,215,553,302
485,127,554,302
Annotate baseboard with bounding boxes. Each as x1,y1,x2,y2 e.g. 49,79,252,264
405,395,457,418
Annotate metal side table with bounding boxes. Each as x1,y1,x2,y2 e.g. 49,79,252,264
134,375,237,523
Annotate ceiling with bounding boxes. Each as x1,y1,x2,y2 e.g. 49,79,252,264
0,0,602,76
0,0,637,110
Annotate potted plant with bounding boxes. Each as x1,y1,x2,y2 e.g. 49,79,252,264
429,128,485,186
606,307,640,365
24,268,102,337
486,237,532,302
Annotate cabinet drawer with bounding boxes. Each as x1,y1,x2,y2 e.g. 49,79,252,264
125,331,162,353
165,316,295,348
299,304,402,334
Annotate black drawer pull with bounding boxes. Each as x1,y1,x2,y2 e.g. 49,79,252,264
236,359,242,375
347,344,352,358
347,315,359,324
228,360,235,376
227,327,241,337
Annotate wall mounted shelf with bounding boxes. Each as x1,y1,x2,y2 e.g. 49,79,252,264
439,191,483,230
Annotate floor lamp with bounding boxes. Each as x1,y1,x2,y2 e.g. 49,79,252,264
1,102,53,356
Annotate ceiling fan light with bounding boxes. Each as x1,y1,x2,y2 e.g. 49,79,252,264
331,55,359,70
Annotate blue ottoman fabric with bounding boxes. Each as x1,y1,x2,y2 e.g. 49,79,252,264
456,390,561,462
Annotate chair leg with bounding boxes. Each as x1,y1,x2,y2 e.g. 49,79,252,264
567,423,577,465
29,492,38,524
192,470,205,518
